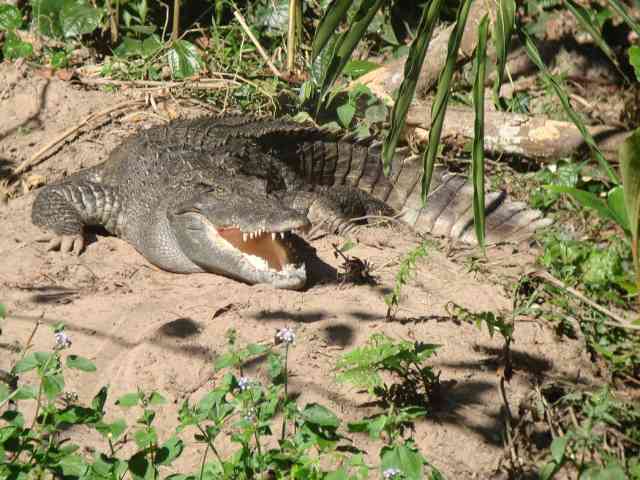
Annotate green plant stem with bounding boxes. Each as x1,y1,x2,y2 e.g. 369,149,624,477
198,438,209,480
197,425,223,466
287,0,298,74
172,0,180,40
281,344,289,442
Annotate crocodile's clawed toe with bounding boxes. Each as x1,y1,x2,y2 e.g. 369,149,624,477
37,233,85,255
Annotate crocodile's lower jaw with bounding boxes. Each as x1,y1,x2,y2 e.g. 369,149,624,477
211,226,307,290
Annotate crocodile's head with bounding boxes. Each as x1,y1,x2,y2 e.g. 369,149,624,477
168,178,311,289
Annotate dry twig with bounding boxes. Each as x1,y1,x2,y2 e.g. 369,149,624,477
233,9,283,78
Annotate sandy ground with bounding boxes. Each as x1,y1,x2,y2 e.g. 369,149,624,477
0,62,593,478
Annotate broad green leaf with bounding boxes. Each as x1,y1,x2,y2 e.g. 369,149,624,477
565,0,628,82
43,373,65,399
521,30,618,183
155,436,184,465
95,418,127,439
336,103,355,127
342,59,379,78
619,128,640,293
380,443,424,480
66,355,96,372
116,392,141,407
317,0,385,101
13,353,39,374
92,386,108,412
550,436,568,464
57,453,89,477
546,185,620,225
422,0,474,200
30,0,64,37
492,0,515,107
12,384,37,401
114,37,143,57
472,15,489,249
128,451,153,480
133,428,157,449
60,2,102,39
166,39,204,79
142,34,163,57
382,0,445,174
148,391,167,406
312,0,351,58
2,31,33,60
0,4,22,30
300,403,340,428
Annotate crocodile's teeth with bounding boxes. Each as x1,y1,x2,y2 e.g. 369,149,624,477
271,232,276,240
280,232,285,239
243,233,248,242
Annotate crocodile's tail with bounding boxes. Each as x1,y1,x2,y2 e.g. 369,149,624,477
284,135,551,245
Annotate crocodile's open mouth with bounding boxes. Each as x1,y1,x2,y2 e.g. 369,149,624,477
216,227,298,272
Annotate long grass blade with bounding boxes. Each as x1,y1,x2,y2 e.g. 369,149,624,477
492,0,515,108
421,0,474,200
566,0,629,83
318,0,385,101
472,15,489,249
382,0,443,175
312,0,352,59
382,0,445,174
607,0,640,38
521,30,619,184
619,128,640,300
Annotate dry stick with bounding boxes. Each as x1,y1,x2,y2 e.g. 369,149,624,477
531,270,640,330
76,77,238,89
286,0,298,74
14,99,147,175
233,9,283,78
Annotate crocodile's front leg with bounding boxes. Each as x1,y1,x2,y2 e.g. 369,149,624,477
31,182,123,255
282,185,394,237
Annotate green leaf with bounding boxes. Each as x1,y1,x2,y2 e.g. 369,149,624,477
380,443,424,480
133,428,157,449
492,0,516,107
546,185,621,226
95,418,127,440
336,103,355,128
57,453,89,477
300,403,340,428
13,354,39,374
92,386,108,412
312,0,351,58
471,15,489,249
43,373,64,399
66,355,97,372
606,186,630,232
342,59,379,78
2,31,33,60
114,36,143,57
60,2,102,39
155,436,184,466
12,384,37,401
539,461,559,480
116,392,141,408
142,34,163,57
521,29,618,183
550,436,568,464
31,0,64,37
620,128,640,294
166,40,204,80
382,0,445,173
364,104,387,123
421,0,474,201
0,4,22,30
128,451,154,480
317,0,386,102
630,45,640,83
148,391,167,406
0,304,5,319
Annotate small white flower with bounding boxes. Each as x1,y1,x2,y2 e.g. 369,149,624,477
54,331,72,349
244,407,256,421
383,468,402,479
275,327,295,345
237,376,251,391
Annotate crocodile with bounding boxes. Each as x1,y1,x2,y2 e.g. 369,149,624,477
31,115,550,290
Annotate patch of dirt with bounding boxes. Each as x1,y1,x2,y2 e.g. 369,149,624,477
0,62,595,477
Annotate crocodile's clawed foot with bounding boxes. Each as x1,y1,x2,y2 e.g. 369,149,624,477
36,233,85,255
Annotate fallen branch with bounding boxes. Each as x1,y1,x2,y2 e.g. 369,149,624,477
406,102,629,161
75,77,239,90
14,99,147,176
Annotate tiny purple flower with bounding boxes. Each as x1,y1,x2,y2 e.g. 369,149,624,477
237,376,251,391
54,331,72,349
275,327,295,345
383,468,402,479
